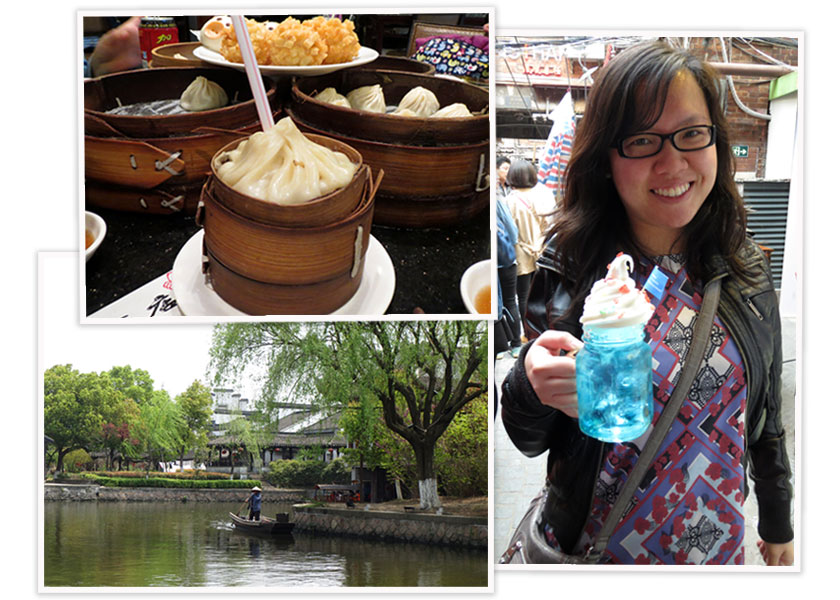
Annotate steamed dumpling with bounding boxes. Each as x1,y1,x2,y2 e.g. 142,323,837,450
214,117,356,205
397,86,439,118
346,84,386,113
199,15,232,53
179,76,228,111
391,107,418,117
431,103,473,118
314,87,351,108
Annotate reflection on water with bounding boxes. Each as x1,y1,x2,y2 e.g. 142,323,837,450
43,502,487,588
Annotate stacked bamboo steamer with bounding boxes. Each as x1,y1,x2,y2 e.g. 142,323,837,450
197,133,382,315
84,67,282,215
287,69,490,228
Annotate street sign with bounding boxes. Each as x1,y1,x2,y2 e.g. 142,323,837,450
731,145,749,158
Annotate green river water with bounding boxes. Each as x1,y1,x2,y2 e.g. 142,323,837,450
43,501,488,588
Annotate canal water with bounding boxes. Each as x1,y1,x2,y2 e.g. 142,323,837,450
43,501,488,588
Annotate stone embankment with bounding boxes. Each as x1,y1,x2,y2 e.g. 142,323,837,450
43,483,305,503
293,505,487,548
43,484,487,548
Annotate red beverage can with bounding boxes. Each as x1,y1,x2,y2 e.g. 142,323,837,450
139,16,179,66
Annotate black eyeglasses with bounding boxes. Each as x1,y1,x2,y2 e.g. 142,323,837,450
614,125,716,159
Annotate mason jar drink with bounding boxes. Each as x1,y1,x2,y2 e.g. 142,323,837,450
576,323,653,441
575,253,656,442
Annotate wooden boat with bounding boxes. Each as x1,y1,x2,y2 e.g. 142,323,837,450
229,512,295,535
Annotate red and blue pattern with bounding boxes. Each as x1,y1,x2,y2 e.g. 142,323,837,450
569,255,747,564
537,120,575,196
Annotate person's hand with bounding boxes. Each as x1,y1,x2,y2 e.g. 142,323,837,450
89,16,142,77
524,330,583,417
757,540,794,566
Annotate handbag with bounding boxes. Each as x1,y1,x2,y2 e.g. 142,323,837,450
499,278,722,564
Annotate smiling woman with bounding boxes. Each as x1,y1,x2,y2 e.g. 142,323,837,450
607,71,718,255
499,40,794,566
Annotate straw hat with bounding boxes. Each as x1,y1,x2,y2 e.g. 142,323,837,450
251,486,262,492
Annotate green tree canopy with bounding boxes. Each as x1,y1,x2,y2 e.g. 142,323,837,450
103,366,155,405
222,411,271,473
98,395,142,470
208,321,488,508
44,365,120,472
135,390,183,473
174,380,214,470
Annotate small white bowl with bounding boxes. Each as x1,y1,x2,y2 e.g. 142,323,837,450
459,259,492,315
85,211,106,262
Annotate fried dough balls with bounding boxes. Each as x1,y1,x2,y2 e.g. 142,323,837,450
268,17,329,66
304,16,361,65
218,19,273,65
216,16,360,67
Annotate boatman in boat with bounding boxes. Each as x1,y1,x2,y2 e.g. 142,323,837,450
246,486,262,521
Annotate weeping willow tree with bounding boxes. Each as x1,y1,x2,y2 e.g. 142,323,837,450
207,321,488,509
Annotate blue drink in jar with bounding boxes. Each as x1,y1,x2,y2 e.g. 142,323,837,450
576,323,653,441
575,253,656,442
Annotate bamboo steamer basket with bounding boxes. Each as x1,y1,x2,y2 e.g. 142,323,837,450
206,135,367,228
84,67,281,214
84,66,279,137
195,133,383,315
201,248,365,316
84,113,272,187
290,70,488,145
288,70,490,227
85,179,205,215
289,116,489,227
348,55,435,75
150,42,207,68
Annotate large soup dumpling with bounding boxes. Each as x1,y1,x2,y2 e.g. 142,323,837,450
346,84,387,113
315,87,351,108
431,103,473,118
214,117,356,205
179,76,229,111
397,86,440,118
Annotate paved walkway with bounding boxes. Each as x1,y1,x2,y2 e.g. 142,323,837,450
493,316,797,565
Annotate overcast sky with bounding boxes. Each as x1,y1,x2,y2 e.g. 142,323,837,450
39,252,252,399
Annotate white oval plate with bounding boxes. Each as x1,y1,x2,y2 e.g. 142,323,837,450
171,230,394,317
193,45,379,76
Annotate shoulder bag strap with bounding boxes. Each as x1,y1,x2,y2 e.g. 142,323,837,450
587,277,723,561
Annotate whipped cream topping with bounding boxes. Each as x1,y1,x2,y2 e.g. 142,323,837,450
580,253,655,328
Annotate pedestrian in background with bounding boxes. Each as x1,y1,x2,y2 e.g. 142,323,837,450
504,160,556,333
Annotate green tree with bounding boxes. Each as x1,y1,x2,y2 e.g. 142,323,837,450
222,412,270,474
174,380,214,471
208,321,488,509
339,394,387,469
103,366,155,405
435,393,488,497
44,365,119,472
98,395,142,470
136,390,183,473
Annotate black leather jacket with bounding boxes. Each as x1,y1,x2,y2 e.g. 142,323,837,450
501,237,794,552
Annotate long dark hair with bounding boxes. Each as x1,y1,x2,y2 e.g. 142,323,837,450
546,40,749,310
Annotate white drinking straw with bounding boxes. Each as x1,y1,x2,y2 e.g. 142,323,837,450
232,15,274,132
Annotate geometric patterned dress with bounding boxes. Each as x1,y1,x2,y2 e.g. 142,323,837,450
550,254,748,564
